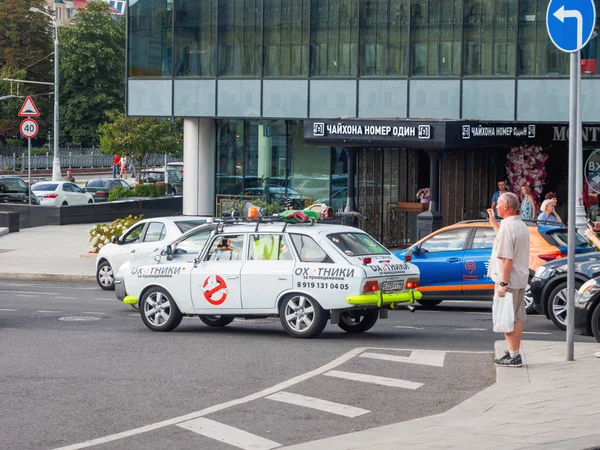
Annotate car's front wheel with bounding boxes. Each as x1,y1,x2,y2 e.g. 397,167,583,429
96,261,114,290
548,282,581,331
338,310,379,334
279,294,327,338
591,304,600,343
524,280,536,314
199,315,234,327
140,287,182,332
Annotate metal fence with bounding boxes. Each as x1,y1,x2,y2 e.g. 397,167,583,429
0,148,182,171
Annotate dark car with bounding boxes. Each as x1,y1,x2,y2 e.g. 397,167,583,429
83,178,132,202
531,252,600,330
0,175,40,205
574,277,600,342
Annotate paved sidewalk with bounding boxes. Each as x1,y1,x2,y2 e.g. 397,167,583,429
0,224,96,282
283,340,600,450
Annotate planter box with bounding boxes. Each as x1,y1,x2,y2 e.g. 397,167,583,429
397,202,428,213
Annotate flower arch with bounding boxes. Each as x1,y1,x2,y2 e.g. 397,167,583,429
505,144,548,203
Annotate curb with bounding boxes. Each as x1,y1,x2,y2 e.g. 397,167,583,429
0,273,95,282
79,253,97,259
0,228,8,238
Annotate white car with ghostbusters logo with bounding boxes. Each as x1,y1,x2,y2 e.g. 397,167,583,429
117,220,422,338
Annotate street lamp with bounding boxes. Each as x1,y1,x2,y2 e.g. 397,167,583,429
29,7,61,181
0,95,18,101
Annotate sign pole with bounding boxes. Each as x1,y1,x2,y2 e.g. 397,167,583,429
576,50,586,234
567,52,578,361
28,137,31,206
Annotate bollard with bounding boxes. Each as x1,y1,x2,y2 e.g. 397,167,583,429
69,151,72,169
46,152,49,169
12,153,16,172
91,151,94,169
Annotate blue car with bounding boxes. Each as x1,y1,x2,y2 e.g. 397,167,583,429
394,220,594,312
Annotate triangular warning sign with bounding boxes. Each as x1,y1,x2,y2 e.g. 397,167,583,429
18,96,40,117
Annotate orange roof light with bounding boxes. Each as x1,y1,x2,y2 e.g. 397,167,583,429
247,206,259,220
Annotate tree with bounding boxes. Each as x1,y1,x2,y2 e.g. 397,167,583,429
98,111,183,182
58,1,125,146
0,0,53,144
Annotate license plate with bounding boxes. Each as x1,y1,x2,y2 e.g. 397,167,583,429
382,281,403,292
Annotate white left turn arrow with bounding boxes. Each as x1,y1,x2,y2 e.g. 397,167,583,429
554,5,583,50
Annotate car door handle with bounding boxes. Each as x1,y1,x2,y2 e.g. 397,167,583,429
446,257,460,263
130,249,136,253
278,277,288,281
227,276,238,280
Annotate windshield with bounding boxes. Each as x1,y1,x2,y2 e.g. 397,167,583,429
550,231,591,247
86,180,109,188
175,220,207,233
327,232,390,257
32,183,58,191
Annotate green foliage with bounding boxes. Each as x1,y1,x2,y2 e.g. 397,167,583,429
107,183,167,202
132,183,160,198
88,215,143,253
107,186,130,202
236,199,281,216
59,1,125,146
5,139,23,147
98,111,183,182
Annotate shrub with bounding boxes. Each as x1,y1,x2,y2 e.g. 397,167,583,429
132,183,159,198
156,182,167,196
236,199,281,216
88,215,143,253
108,186,132,202
6,139,23,148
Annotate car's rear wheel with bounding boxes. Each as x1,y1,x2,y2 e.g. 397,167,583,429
88,199,93,204
548,282,581,331
524,280,536,314
417,299,443,308
199,315,234,327
62,201,68,206
140,287,182,332
338,310,379,334
591,303,600,343
96,261,114,290
279,294,327,338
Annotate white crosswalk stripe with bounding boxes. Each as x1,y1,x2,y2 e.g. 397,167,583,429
266,391,370,418
323,370,423,389
360,350,446,367
177,418,281,450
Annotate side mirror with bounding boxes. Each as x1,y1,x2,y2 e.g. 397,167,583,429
111,236,120,245
165,244,174,261
412,245,420,255
193,256,201,266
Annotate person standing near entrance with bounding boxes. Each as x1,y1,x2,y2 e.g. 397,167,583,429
519,185,536,220
486,192,530,368
113,155,121,178
491,180,510,219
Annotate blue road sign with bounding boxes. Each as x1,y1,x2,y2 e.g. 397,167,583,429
547,0,596,53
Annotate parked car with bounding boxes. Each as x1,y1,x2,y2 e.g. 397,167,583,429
394,220,594,313
574,276,600,342
136,169,165,184
83,178,132,202
0,175,40,205
165,162,184,194
531,252,600,330
95,216,211,290
116,221,422,338
30,181,94,206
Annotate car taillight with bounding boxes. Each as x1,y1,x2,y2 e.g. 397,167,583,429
363,280,378,292
538,252,566,261
406,278,420,289
363,257,372,265
96,191,108,196
404,254,412,262
43,193,58,199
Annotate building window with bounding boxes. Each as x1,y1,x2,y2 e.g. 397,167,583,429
359,0,409,77
263,0,309,77
128,0,173,77
463,0,516,76
310,0,358,77
410,0,462,76
218,0,262,77
518,0,567,76
174,0,216,77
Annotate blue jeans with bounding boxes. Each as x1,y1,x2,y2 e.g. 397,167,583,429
113,165,118,178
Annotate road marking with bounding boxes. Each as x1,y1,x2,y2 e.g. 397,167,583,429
323,370,423,390
129,313,139,316
456,328,487,331
0,308,18,312
36,310,63,313
52,347,365,450
265,391,370,418
0,290,59,296
93,298,114,302
360,350,446,367
0,283,96,290
81,312,108,315
466,312,491,315
394,325,423,330
57,297,77,300
178,418,280,450
17,294,37,298
523,331,552,335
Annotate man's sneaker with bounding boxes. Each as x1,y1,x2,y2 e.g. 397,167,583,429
495,354,522,368
493,351,511,365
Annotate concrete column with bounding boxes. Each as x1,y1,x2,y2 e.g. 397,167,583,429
417,150,443,240
257,124,272,181
183,118,216,216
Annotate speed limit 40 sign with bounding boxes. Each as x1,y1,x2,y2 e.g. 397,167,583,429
20,118,39,139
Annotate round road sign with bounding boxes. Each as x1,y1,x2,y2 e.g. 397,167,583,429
202,275,228,305
20,118,39,139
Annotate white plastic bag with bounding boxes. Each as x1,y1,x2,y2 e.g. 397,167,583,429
492,292,514,333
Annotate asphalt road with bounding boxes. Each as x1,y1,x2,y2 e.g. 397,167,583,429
0,280,595,450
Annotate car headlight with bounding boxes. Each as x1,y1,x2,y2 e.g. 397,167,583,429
575,278,597,305
534,265,554,280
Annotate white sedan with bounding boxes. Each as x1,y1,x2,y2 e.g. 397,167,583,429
95,216,210,290
31,181,94,206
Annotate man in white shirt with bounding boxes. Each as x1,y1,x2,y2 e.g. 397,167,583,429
486,192,530,368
